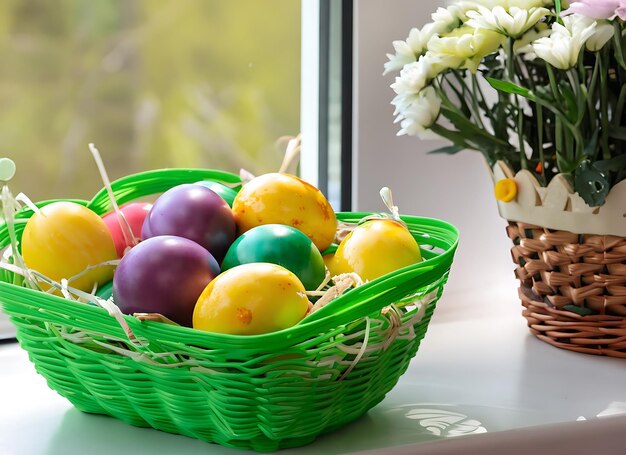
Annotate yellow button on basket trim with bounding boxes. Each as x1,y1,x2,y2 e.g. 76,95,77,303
494,178,517,203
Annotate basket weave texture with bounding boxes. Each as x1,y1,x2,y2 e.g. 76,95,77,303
0,169,459,452
507,221,626,358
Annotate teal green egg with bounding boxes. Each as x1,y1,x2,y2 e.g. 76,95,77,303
96,280,114,301
194,180,238,207
86,280,113,306
221,224,326,290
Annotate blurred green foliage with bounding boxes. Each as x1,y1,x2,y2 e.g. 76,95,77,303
0,0,301,201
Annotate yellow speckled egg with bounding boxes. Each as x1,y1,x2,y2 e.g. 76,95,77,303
193,263,310,335
232,173,337,252
323,252,339,277
331,219,422,281
22,202,117,292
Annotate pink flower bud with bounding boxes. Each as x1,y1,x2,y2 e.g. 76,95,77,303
565,0,619,19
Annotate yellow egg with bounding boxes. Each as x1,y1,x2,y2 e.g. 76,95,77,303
22,202,117,292
232,173,337,252
332,219,422,281
323,252,339,278
193,263,309,335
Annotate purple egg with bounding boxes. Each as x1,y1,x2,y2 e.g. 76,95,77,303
142,184,236,261
141,215,152,239
113,235,220,327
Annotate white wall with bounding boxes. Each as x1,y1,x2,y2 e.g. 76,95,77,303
353,0,517,295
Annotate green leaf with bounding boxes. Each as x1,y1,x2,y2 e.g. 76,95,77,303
574,160,610,207
439,106,511,148
613,22,626,70
428,145,464,155
444,77,472,119
487,77,577,130
608,126,626,141
429,124,501,165
485,77,534,98
554,0,562,15
563,305,596,316
558,80,579,124
557,153,577,174
429,124,473,149
583,129,599,158
534,85,556,102
593,154,626,173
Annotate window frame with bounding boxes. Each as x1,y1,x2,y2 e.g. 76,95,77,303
300,0,353,211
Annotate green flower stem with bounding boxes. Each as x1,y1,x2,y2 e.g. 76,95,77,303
536,104,546,183
565,129,574,168
433,77,512,161
614,84,626,127
546,64,560,99
507,39,516,84
555,117,564,167
516,99,528,169
442,73,471,114
430,123,475,153
577,52,586,84
545,63,572,165
599,47,611,160
567,69,583,125
587,54,600,124
613,21,626,70
435,77,462,111
471,73,493,129
517,57,545,183
567,69,586,162
450,71,486,130
508,38,527,170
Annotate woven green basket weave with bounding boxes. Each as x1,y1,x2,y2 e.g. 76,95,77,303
0,169,459,452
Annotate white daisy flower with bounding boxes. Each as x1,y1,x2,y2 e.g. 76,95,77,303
466,6,550,38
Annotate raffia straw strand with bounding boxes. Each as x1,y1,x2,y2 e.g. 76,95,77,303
15,193,41,215
338,317,371,381
88,143,137,249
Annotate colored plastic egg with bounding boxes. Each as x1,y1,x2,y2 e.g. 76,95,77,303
96,280,114,300
142,184,237,261
232,173,337,252
194,180,238,207
331,219,422,281
22,201,117,292
323,252,339,277
222,224,325,290
102,202,152,257
193,263,309,335
113,235,220,327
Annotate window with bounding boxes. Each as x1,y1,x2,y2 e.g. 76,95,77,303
1,1,301,202
301,0,352,211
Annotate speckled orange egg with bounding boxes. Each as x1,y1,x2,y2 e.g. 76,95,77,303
232,173,337,252
192,263,309,335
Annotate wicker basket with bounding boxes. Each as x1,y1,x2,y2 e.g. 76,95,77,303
0,169,459,452
507,221,626,358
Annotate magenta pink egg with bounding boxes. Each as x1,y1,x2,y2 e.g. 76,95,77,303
102,202,152,257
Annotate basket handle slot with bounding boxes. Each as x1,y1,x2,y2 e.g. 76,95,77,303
86,168,241,215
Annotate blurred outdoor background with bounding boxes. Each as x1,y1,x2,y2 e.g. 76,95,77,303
0,0,301,202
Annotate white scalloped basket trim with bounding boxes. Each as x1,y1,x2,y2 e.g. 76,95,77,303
492,161,626,236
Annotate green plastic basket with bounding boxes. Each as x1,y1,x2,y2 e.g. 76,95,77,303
0,169,459,452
